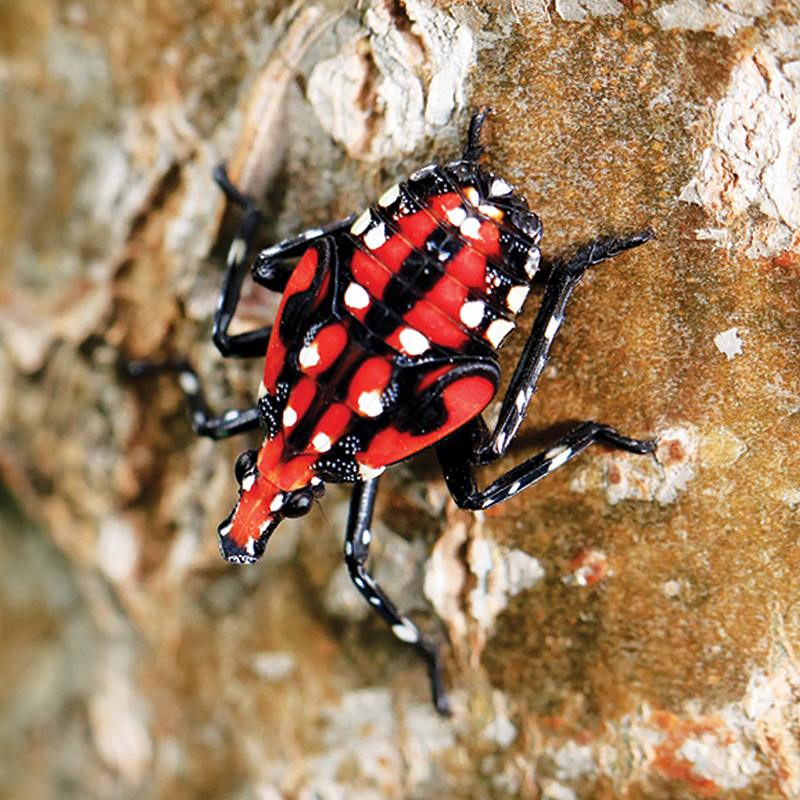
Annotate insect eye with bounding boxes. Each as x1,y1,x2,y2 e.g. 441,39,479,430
283,489,314,518
234,449,259,485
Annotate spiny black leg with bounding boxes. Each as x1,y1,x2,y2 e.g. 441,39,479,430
462,106,491,162
344,478,452,716
127,175,355,435
211,169,355,357
439,420,655,511
435,227,655,509
251,216,355,286
477,228,655,464
125,359,261,440
211,166,275,358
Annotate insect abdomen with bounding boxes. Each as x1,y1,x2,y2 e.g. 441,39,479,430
341,167,540,359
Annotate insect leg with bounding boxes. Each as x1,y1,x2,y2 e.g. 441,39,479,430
476,228,655,463
462,106,490,162
211,166,276,358
438,419,655,511
125,359,261,440
344,478,451,716
251,216,355,286
212,166,355,357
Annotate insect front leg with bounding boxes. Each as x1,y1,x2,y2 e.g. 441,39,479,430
122,168,272,424
344,478,452,716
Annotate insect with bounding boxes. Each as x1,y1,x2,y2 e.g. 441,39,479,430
131,109,655,715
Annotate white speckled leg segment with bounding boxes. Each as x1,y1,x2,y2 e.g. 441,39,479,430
211,165,356,359
137,170,358,440
123,359,261,440
477,229,655,464
344,479,451,716
438,420,656,511
210,166,276,359
435,229,656,511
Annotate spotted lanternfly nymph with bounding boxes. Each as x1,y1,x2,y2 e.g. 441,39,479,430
130,109,655,715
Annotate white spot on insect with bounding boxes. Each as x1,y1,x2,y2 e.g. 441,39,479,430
344,541,353,556
392,621,419,643
224,409,239,421
178,371,200,395
310,477,322,486
354,576,365,589
398,327,430,355
489,178,512,197
312,432,332,452
460,299,485,328
241,473,256,492
299,343,321,368
282,406,297,427
219,522,233,537
460,217,482,240
369,596,381,606
516,390,526,412
506,285,529,314
257,380,267,399
358,390,383,417
524,248,541,279
350,209,371,235
478,203,504,221
546,445,572,471
495,430,508,453
245,537,256,556
446,206,467,227
227,237,248,267
344,282,370,310
363,222,387,250
361,529,372,546
464,186,480,207
300,227,323,240
508,481,520,495
270,493,285,512
411,164,436,181
486,319,515,347
358,463,386,480
378,183,400,207
544,315,561,341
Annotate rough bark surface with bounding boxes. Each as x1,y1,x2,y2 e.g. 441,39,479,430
2,0,800,798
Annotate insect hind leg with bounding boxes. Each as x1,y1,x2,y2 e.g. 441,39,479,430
477,227,655,463
211,165,276,359
462,106,491,162
436,227,656,509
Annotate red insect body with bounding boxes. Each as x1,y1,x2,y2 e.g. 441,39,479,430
218,147,543,563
